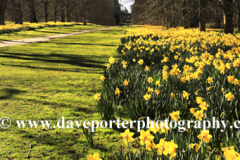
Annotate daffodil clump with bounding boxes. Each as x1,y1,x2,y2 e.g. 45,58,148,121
0,22,82,34
94,26,240,159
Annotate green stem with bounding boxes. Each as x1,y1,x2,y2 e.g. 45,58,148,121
126,136,131,160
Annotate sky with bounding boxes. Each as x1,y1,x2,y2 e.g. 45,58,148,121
118,0,134,13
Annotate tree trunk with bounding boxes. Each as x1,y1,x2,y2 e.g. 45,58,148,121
44,0,48,22
182,0,188,28
224,12,233,34
67,12,71,22
54,0,57,23
60,0,65,22
66,0,70,22
10,0,15,21
28,0,38,23
15,0,23,24
223,0,234,34
238,11,240,32
0,0,7,25
199,0,207,31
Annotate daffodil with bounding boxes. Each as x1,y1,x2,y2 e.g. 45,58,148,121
193,110,204,121
156,80,160,86
94,93,101,101
145,66,150,71
147,87,154,93
120,129,134,145
100,75,105,81
206,77,214,84
164,140,178,159
199,101,209,111
143,93,151,101
170,93,175,98
124,80,129,86
169,111,180,121
138,59,144,65
196,97,203,104
189,143,201,152
139,130,154,145
87,152,102,160
109,56,115,64
115,88,120,96
149,121,159,134
197,130,212,143
190,108,198,114
182,91,190,100
155,89,160,96
159,122,170,134
155,139,167,156
146,141,156,151
147,77,153,83
225,92,235,101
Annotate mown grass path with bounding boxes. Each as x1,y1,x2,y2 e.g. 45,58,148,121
0,26,131,159
0,26,117,48
0,24,107,42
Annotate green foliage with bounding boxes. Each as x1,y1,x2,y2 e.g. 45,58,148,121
96,27,240,159
81,125,95,148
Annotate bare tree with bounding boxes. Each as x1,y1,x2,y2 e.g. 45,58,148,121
41,0,48,22
199,0,208,31
222,0,234,34
2,0,118,25
60,0,65,22
236,0,240,31
9,0,23,24
66,0,75,22
28,0,38,23
0,0,7,25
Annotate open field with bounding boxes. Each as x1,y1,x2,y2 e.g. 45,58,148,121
1,24,240,160
0,26,132,159
0,23,107,42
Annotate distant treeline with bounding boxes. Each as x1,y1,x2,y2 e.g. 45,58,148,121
0,0,125,26
132,0,240,34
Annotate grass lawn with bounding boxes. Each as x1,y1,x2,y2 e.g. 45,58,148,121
0,24,107,42
0,26,133,159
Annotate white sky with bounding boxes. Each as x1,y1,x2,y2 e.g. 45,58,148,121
118,0,134,13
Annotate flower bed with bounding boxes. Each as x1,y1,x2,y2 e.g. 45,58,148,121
93,26,240,159
0,22,82,34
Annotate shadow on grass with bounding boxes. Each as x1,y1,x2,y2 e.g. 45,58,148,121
22,98,96,114
52,42,116,47
0,63,101,74
0,39,7,41
0,52,107,69
34,30,72,34
19,128,110,159
0,88,26,100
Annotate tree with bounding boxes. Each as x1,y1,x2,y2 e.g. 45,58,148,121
53,0,58,23
28,0,38,23
236,0,240,31
113,0,121,25
2,0,118,25
0,0,7,25
182,0,188,28
42,0,49,22
222,0,234,34
60,0,65,22
199,0,208,31
66,0,75,22
9,0,23,24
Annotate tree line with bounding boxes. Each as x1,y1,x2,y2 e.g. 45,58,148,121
132,0,240,34
0,0,123,26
